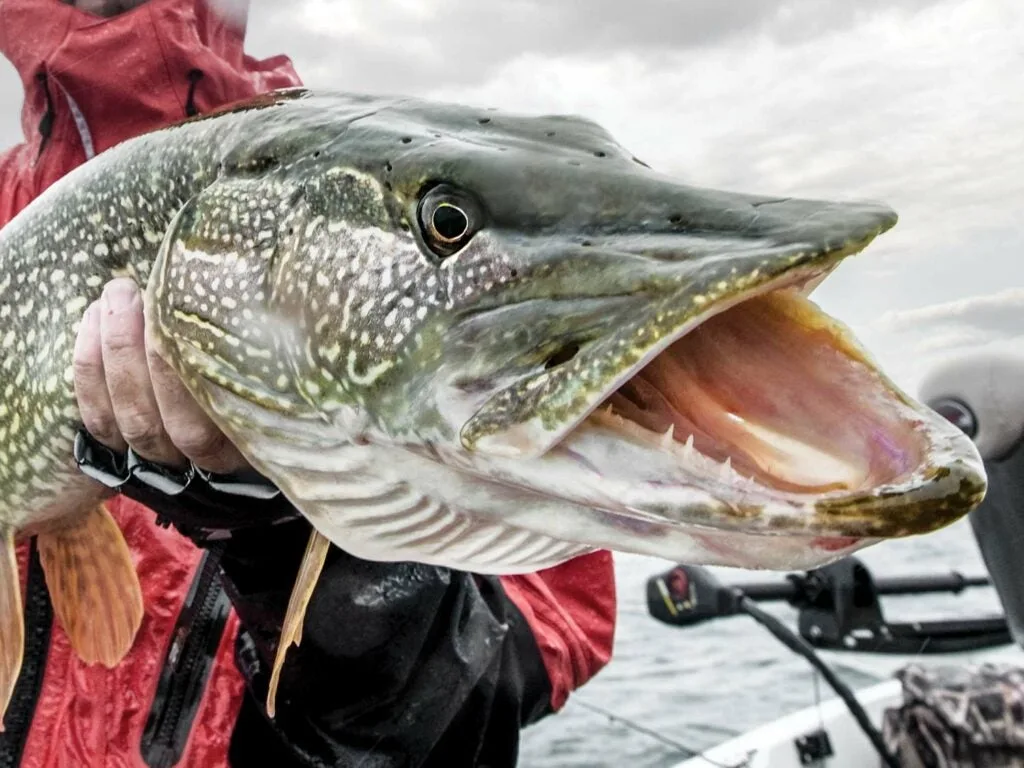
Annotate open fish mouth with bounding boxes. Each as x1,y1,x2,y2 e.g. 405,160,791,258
461,233,985,550
574,279,982,541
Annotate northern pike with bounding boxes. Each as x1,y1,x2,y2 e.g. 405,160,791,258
0,89,986,721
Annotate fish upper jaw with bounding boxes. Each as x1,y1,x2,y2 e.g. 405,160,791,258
458,234,875,460
454,191,902,461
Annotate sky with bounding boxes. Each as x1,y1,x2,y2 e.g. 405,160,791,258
1,0,1021,394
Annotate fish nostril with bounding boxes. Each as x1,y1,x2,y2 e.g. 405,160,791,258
545,343,581,370
668,214,683,225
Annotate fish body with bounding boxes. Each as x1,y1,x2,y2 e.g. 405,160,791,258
0,89,986,718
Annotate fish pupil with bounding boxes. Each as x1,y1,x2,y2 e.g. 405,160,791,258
432,204,469,242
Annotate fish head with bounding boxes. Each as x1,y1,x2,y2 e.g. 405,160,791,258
157,93,987,570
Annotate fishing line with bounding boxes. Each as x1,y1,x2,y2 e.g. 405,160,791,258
737,594,900,768
572,697,733,768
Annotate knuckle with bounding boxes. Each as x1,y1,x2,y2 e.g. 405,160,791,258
118,411,169,454
101,320,142,358
72,353,104,389
82,413,121,447
168,423,228,465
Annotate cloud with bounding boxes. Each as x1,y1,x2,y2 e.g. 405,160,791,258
859,289,1024,392
875,288,1024,335
245,0,947,94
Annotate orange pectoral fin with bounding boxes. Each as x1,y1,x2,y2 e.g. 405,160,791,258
37,505,143,668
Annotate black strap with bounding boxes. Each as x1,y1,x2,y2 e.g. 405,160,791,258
72,429,299,543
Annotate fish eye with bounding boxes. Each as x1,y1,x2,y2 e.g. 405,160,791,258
418,184,480,258
431,203,469,243
929,398,977,439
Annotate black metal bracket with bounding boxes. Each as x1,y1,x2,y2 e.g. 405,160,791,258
794,559,1010,654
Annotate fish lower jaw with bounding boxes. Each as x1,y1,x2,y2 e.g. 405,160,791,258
588,406,758,491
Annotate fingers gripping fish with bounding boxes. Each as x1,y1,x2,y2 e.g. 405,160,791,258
0,89,986,722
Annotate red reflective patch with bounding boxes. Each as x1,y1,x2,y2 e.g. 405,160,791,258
812,535,862,552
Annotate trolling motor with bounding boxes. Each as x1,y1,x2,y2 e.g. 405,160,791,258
647,557,1010,654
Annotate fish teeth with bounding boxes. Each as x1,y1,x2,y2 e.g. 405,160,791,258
659,424,675,450
720,456,733,480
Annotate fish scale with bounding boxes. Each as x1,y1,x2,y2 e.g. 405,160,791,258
0,89,985,725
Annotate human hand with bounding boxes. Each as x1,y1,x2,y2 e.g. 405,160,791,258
65,0,151,18
73,278,250,475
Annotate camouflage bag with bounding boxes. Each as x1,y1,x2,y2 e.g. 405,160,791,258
882,664,1024,767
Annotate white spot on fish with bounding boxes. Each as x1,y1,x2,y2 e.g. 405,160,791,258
346,349,393,386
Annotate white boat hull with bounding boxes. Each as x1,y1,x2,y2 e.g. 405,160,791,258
675,679,902,768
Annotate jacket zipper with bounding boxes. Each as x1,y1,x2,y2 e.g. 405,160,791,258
140,547,231,768
0,541,53,768
34,70,55,160
184,69,204,117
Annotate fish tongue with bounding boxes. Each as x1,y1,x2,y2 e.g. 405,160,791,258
727,416,868,490
664,378,866,490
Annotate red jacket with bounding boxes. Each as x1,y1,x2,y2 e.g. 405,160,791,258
0,1,616,765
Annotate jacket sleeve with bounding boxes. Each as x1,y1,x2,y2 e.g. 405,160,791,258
212,517,616,768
